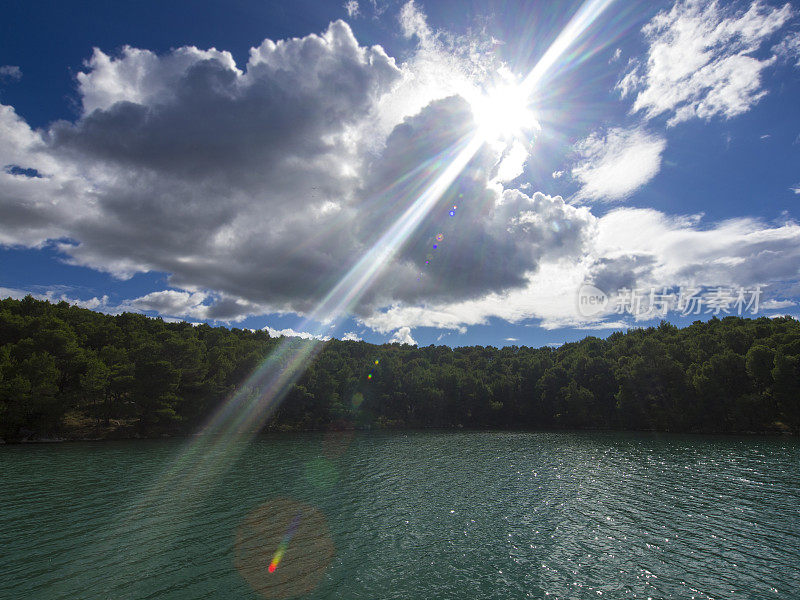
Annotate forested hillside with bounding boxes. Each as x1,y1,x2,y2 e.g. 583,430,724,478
1,296,798,441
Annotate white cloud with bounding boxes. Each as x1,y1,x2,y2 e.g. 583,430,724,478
0,104,87,247
4,5,800,342
399,1,433,46
125,289,276,322
0,65,22,81
591,208,800,297
389,326,417,345
609,48,622,63
791,186,800,194
572,127,666,202
364,1,501,149
1,13,569,328
773,30,800,66
341,331,363,341
127,290,211,319
263,326,331,341
77,46,240,115
494,140,528,183
344,0,360,18
361,208,800,331
1,21,403,312
761,299,797,309
0,286,112,311
361,254,598,332
551,170,564,179
619,0,794,126
161,317,202,325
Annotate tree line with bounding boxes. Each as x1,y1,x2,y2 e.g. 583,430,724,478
1,295,798,441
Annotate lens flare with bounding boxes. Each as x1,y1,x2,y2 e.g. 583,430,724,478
522,0,617,95
235,499,334,599
108,0,619,573
268,510,301,574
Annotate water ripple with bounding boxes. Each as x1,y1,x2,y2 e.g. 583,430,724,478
1,432,799,599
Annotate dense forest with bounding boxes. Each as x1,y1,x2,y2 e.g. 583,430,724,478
1,296,799,441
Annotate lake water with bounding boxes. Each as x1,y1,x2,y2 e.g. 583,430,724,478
2,431,799,599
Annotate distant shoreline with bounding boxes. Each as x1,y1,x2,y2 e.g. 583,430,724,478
3,424,796,445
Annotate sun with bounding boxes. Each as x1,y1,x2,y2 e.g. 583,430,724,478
470,81,539,143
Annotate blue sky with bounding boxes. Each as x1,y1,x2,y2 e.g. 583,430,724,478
1,0,799,348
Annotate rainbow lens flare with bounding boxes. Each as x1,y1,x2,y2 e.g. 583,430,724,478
268,511,302,573
235,499,334,599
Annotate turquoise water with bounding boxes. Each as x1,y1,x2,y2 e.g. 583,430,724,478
2,431,799,599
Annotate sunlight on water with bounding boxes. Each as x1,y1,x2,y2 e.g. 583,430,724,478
2,432,799,600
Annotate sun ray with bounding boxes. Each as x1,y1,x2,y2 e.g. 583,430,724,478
114,0,620,556
470,0,616,145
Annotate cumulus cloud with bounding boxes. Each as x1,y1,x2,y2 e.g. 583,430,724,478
350,97,593,311
390,326,417,345
263,326,331,341
618,0,794,126
125,289,277,322
0,104,88,246
0,13,566,325
3,21,402,311
3,4,800,340
571,127,666,202
593,208,800,290
126,290,211,319
75,45,240,115
363,0,502,145
360,259,595,332
362,208,800,331
341,331,363,341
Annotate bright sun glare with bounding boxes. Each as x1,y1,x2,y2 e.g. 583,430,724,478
471,82,539,143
